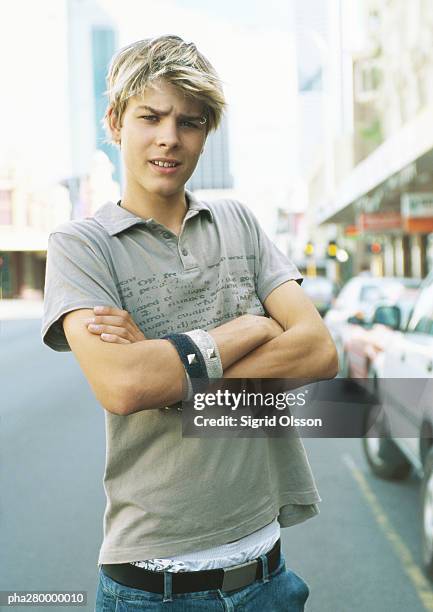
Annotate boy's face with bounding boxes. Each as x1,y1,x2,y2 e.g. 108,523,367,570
111,79,207,200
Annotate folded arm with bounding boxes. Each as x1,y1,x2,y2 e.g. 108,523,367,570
62,309,282,416
63,281,336,415
223,281,338,380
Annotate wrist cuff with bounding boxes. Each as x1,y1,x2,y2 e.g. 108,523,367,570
162,333,209,394
184,329,223,379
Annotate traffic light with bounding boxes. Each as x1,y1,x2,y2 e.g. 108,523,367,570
368,242,382,254
327,240,338,259
304,242,314,257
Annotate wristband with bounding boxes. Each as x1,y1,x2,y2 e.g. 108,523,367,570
183,367,194,401
162,369,192,412
184,329,223,379
162,333,209,394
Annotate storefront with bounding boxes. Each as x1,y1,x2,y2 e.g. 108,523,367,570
318,105,433,279
0,228,49,299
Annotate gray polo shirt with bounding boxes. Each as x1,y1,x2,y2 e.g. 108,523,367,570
41,190,321,565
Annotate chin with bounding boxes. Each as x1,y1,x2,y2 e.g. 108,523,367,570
147,182,185,198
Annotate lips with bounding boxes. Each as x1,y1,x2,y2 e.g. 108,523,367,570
148,161,181,175
149,159,181,167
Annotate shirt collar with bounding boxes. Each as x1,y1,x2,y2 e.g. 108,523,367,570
93,189,214,237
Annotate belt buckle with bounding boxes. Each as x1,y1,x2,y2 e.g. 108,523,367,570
221,559,258,593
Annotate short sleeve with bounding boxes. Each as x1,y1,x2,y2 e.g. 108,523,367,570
240,204,303,303
41,231,123,352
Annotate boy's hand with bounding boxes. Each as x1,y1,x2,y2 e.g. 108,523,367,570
85,306,146,344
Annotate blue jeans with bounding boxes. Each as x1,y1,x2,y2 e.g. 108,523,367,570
95,552,310,611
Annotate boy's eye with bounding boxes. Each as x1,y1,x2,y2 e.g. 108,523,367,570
180,120,198,128
139,115,198,128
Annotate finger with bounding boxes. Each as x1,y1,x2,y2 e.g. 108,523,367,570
89,315,131,327
94,305,128,317
91,312,138,335
93,315,146,341
100,333,130,344
89,309,146,342
87,324,130,339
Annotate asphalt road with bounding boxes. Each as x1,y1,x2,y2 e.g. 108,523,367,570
1,319,433,611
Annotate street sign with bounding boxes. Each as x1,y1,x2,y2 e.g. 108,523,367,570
401,193,433,218
357,212,402,231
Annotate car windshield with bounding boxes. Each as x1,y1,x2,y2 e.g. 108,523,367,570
334,276,421,310
359,285,383,303
359,280,420,304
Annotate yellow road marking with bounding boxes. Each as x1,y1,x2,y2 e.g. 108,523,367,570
342,453,433,611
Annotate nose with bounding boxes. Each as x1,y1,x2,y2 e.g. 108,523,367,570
154,118,180,149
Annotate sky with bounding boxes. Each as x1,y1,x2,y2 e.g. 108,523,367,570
0,1,70,186
0,0,369,234
166,0,294,32
0,0,302,233
0,0,312,233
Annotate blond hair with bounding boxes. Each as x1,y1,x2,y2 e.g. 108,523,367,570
102,35,226,145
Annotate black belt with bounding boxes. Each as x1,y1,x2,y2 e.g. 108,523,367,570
101,538,281,594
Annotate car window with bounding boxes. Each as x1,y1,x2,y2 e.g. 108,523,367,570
398,300,416,331
360,285,382,303
361,280,419,304
413,317,433,334
407,279,433,335
334,277,420,310
334,280,360,307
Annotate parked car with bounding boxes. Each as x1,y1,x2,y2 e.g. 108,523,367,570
324,275,421,375
301,276,339,317
361,269,433,578
341,287,420,378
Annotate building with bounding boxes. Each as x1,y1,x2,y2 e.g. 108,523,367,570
0,0,71,299
0,0,120,298
186,114,233,191
318,0,433,279
66,0,121,214
0,165,72,299
279,0,359,280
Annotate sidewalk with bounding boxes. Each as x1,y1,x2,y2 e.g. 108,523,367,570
0,299,44,320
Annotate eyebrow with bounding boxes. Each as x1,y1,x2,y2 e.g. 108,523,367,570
134,105,203,121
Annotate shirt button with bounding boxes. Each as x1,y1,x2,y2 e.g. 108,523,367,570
181,247,188,256
163,232,171,239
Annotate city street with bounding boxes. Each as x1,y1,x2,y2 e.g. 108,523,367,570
2,319,433,611
3,1,433,610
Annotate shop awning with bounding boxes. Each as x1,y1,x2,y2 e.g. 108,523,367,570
318,104,433,225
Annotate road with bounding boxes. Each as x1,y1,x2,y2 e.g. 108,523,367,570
1,319,433,611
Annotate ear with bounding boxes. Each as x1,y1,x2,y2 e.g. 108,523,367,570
107,107,122,144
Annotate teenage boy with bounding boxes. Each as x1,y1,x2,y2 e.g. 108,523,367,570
42,35,337,611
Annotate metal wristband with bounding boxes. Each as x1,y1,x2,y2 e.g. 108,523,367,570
162,370,192,413
162,333,209,394
183,367,194,401
184,329,223,379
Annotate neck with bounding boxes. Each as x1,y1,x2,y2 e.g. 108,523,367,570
120,183,188,234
